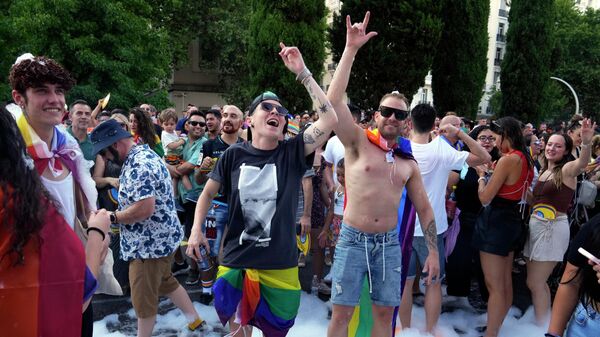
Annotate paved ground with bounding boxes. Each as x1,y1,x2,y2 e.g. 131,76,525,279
92,253,538,336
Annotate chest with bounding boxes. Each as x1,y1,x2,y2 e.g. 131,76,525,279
349,145,409,186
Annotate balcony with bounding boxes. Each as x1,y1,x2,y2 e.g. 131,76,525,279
494,58,502,66
499,9,508,17
496,34,506,42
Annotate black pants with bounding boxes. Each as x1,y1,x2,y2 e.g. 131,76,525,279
445,212,488,301
81,303,93,337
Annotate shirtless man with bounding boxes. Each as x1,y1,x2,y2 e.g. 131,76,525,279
326,12,439,337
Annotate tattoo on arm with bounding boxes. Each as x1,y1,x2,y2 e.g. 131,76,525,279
304,132,316,144
424,220,438,251
313,126,324,138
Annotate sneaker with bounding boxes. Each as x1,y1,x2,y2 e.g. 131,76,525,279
185,269,199,285
515,257,527,266
172,261,190,276
188,317,205,331
298,252,306,268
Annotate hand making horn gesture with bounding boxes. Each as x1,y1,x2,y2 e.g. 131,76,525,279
345,11,378,51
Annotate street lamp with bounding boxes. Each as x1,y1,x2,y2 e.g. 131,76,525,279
550,76,579,115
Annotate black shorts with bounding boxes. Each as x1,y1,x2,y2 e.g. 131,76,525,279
473,199,522,257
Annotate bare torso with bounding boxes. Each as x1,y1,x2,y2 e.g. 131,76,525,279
343,136,412,233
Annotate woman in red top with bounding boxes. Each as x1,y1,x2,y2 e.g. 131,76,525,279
474,116,534,337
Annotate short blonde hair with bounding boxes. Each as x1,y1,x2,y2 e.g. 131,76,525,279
159,108,178,124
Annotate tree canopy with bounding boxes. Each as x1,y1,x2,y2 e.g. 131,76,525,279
329,0,443,110
0,0,203,110
431,0,489,119
245,0,328,114
500,0,555,123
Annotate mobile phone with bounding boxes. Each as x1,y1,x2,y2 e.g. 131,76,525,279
578,247,600,264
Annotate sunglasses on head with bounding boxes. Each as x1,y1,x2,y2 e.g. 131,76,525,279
379,106,409,120
261,102,288,116
490,121,503,135
188,120,206,127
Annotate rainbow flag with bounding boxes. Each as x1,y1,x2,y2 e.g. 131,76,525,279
213,266,301,337
287,120,300,135
0,195,88,337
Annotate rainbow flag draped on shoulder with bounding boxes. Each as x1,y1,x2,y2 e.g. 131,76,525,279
213,266,301,337
348,132,417,337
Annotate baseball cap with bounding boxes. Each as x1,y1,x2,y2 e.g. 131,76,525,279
90,119,132,155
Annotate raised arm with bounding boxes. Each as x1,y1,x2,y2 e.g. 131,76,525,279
278,43,337,155
564,118,596,178
328,12,377,146
440,124,491,166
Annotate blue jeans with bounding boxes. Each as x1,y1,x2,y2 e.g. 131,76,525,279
566,301,600,337
407,233,446,281
202,201,228,257
330,223,402,307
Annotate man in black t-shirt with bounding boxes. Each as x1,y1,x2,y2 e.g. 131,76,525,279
185,44,338,336
194,105,244,302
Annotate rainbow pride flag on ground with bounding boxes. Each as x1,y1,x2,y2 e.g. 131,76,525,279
213,266,301,337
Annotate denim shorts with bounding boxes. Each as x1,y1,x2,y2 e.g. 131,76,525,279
407,234,446,281
202,201,228,257
330,223,402,307
566,301,600,337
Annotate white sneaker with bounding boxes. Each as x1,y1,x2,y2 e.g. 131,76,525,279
298,253,306,268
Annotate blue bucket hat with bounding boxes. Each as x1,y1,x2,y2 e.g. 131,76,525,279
90,119,132,155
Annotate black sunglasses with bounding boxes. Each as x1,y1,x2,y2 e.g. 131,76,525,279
379,106,409,121
261,102,288,116
188,120,206,127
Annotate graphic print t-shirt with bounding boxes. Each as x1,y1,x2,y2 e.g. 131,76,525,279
203,135,244,204
208,134,309,269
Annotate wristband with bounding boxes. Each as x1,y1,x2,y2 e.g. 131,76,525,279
87,227,106,241
478,177,486,183
545,333,561,337
109,211,118,224
296,67,312,83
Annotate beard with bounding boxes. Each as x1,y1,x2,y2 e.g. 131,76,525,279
222,123,239,134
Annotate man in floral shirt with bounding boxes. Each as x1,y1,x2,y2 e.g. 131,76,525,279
90,118,204,337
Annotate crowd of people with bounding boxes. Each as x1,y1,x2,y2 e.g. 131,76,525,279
2,12,600,337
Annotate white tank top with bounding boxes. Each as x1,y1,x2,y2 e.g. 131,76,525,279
41,172,75,229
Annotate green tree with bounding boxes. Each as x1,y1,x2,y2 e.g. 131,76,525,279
330,0,443,110
431,0,489,119
245,1,328,113
551,0,600,121
0,0,180,109
500,0,555,123
196,0,252,108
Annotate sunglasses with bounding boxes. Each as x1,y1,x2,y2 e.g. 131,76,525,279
379,106,409,120
188,121,206,127
261,102,288,116
477,136,496,143
490,121,503,135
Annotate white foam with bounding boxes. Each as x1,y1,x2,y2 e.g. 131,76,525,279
93,293,548,337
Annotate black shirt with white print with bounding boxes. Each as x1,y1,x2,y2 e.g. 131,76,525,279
208,131,310,269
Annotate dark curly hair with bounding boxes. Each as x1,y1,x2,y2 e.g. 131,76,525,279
129,107,158,150
8,56,75,95
0,104,52,265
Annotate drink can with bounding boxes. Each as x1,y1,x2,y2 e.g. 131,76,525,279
197,246,213,271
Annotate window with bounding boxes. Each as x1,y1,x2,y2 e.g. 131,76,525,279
496,48,502,60
498,23,505,36
494,71,501,84
422,89,428,103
